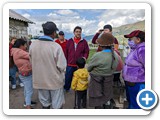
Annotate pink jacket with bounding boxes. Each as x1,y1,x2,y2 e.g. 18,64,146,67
11,48,32,76
115,50,123,72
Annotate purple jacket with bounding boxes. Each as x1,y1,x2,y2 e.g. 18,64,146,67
122,42,145,83
66,38,89,67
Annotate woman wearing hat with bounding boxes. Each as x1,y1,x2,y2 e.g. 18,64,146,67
123,30,145,109
88,33,119,109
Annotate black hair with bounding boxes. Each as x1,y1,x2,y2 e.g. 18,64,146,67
103,24,112,32
76,58,86,68
74,26,82,32
137,31,145,42
12,38,27,48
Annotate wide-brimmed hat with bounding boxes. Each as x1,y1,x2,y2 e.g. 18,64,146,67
124,30,143,38
97,33,114,46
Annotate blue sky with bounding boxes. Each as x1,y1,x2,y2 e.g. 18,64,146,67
13,9,145,39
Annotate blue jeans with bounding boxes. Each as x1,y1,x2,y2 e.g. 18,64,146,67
125,82,145,109
9,65,22,85
64,66,77,91
19,74,33,106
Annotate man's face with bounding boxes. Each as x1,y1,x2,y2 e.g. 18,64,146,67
74,29,82,38
103,29,112,34
58,35,64,40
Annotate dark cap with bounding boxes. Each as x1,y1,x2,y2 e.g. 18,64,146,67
124,30,142,38
42,21,59,32
103,24,112,31
59,31,64,35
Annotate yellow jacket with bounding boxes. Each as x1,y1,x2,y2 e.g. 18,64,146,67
71,68,89,91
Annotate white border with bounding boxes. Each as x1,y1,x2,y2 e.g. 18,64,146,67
3,2,151,115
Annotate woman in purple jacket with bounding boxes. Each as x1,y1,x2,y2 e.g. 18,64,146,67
123,30,145,109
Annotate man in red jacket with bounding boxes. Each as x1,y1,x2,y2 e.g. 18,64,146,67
55,31,67,58
64,26,89,91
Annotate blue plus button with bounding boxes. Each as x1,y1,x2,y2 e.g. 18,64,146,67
137,89,158,110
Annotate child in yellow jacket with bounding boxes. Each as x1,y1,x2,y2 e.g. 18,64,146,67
71,58,89,109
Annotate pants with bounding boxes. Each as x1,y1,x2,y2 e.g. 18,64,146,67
64,66,77,90
38,87,65,109
9,65,22,85
19,74,33,106
76,90,87,109
113,73,120,82
125,82,145,109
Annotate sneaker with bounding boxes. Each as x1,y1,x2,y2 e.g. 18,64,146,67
11,85,16,89
24,101,37,107
19,83,24,87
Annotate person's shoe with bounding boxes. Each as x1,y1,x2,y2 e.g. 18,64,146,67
110,99,116,107
24,101,37,107
19,83,24,87
11,85,16,89
42,106,50,109
25,105,33,109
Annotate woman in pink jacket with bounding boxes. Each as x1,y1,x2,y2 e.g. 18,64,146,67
11,39,36,109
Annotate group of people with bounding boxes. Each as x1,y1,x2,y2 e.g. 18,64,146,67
9,21,145,109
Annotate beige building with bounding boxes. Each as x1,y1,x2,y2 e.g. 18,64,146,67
9,9,34,39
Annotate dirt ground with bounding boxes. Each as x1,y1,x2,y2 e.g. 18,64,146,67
9,81,127,109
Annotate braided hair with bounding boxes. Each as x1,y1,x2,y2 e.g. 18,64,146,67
101,45,115,70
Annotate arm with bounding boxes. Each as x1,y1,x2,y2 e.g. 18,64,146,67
87,54,98,72
83,40,90,60
71,72,78,90
65,41,69,62
19,50,30,60
57,47,67,73
92,33,100,44
137,47,145,68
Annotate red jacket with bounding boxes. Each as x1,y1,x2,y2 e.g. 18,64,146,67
66,38,89,67
55,39,67,58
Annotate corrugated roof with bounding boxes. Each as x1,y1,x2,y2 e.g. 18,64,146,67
9,9,34,24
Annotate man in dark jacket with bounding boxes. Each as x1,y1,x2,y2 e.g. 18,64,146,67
64,26,89,91
92,24,119,51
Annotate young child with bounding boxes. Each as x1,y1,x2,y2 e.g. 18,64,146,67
71,58,89,109
88,33,119,109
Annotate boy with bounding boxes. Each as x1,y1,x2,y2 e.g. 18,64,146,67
71,58,89,109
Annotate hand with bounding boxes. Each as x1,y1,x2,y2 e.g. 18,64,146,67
11,39,16,45
98,29,104,34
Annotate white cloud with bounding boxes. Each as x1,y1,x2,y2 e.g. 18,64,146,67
56,9,78,16
25,9,145,36
97,9,145,29
22,13,31,19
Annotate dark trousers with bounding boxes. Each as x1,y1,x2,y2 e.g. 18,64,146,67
64,66,77,91
76,90,87,109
